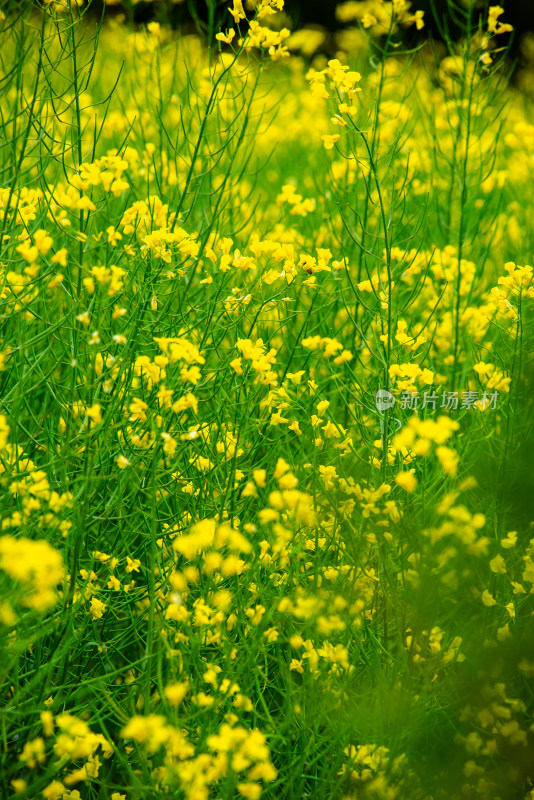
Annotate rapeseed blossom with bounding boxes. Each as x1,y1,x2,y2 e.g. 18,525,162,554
0,1,531,798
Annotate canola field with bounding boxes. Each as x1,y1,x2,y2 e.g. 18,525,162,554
1,0,534,798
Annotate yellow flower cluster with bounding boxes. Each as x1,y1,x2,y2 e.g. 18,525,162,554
218,0,290,61
0,3,532,799
336,0,424,34
0,536,64,611
394,415,460,476
121,716,276,800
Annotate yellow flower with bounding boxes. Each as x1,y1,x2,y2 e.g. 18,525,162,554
76,310,91,325
41,711,54,737
164,681,189,707
18,737,46,768
228,0,246,24
90,597,107,620
0,536,64,610
321,134,340,150
253,469,266,488
481,589,496,607
501,531,517,549
43,782,66,800
395,471,417,493
361,13,377,28
489,554,506,574
237,783,262,799
161,432,177,456
435,446,459,477
0,602,16,625
126,556,141,573
216,28,235,44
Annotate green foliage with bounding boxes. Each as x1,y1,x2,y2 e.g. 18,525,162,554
0,1,533,799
